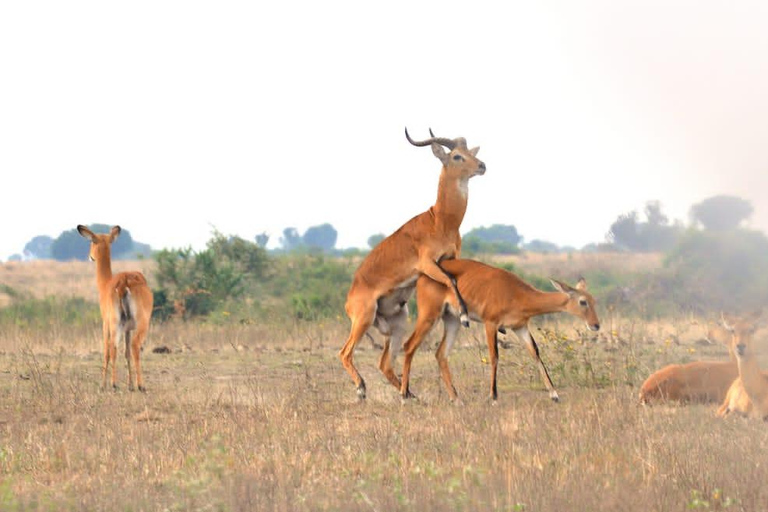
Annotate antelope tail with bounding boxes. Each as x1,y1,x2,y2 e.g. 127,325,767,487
115,274,143,330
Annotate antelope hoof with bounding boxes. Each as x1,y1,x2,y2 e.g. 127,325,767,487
498,327,507,335
356,382,367,400
550,392,560,403
138,385,147,393
460,314,470,328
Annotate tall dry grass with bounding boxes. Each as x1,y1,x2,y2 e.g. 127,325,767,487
2,311,767,511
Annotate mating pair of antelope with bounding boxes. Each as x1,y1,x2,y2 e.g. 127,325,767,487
338,129,600,403
639,310,768,420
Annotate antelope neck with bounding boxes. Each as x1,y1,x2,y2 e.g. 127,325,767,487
94,251,114,294
432,172,468,231
521,291,569,317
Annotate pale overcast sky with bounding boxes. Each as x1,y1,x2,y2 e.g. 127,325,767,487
2,1,767,260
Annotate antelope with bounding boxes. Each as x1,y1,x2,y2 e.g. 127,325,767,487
398,258,600,402
716,311,768,419
339,129,486,400
638,316,742,404
638,359,737,405
78,225,154,391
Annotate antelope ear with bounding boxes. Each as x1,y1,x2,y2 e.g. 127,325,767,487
109,225,122,242
431,143,449,165
77,225,96,241
575,277,587,291
469,146,480,157
550,278,574,295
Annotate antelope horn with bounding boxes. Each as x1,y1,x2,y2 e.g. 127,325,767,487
404,127,457,150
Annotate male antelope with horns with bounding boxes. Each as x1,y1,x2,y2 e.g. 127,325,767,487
78,225,154,391
339,129,485,400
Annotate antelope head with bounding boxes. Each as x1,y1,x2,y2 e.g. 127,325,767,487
722,310,763,359
551,277,601,332
77,225,121,262
405,128,486,181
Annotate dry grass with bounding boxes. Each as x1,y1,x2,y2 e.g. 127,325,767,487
2,257,767,511
1,312,768,511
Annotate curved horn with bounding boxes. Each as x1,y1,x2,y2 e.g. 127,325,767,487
404,127,457,150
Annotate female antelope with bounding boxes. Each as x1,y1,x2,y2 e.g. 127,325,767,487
78,225,153,391
716,311,768,419
399,258,600,402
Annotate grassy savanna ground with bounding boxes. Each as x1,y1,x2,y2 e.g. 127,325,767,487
2,257,768,511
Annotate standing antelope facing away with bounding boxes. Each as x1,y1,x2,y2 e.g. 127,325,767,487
638,316,741,404
399,259,600,402
717,311,768,419
339,129,486,400
78,225,154,391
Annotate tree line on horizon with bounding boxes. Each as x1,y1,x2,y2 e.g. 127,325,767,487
7,194,758,262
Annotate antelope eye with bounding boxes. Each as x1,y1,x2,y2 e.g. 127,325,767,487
452,154,463,161
579,298,588,307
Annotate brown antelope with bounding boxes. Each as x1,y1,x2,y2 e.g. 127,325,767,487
78,225,154,391
638,359,737,405
716,311,768,419
638,315,744,404
339,129,486,400
398,259,600,402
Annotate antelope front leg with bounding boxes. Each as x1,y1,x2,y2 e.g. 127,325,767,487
419,257,470,328
514,325,559,402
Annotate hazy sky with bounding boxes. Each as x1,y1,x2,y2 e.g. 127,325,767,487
2,1,767,260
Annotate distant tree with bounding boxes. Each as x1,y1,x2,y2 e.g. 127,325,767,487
665,229,768,311
607,211,641,251
524,239,560,254
367,233,385,249
254,232,270,248
7,254,22,262
303,223,337,252
462,224,521,254
23,235,54,259
690,195,753,231
279,227,303,251
51,224,135,261
607,201,681,252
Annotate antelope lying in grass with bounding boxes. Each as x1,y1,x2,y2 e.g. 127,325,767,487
716,311,768,419
398,259,600,402
338,129,485,400
638,315,749,404
78,225,154,391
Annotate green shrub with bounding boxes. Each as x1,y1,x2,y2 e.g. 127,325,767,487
265,254,354,321
153,231,269,320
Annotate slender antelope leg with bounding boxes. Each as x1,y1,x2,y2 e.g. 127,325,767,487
378,308,409,390
339,300,376,399
485,323,500,400
434,313,461,401
124,330,134,390
514,325,559,402
132,325,148,392
101,323,110,389
110,332,118,389
430,260,470,327
399,305,441,400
